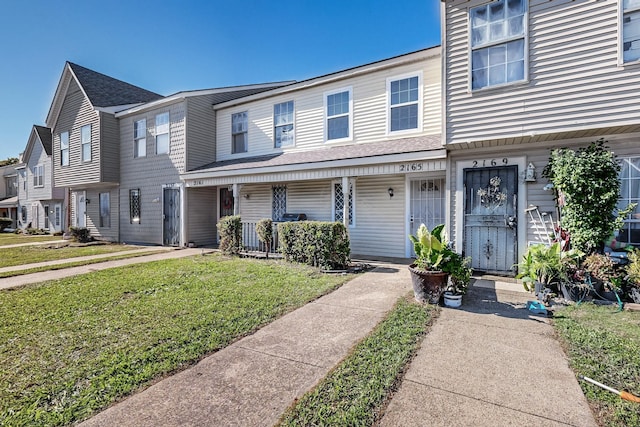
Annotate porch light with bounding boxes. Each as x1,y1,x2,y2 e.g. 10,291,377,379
388,188,394,198
243,194,250,200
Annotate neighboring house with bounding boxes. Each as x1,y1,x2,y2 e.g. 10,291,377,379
181,47,445,258
0,163,19,228
441,0,640,273
46,62,164,241
15,125,66,232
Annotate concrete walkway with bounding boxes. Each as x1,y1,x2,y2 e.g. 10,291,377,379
80,263,412,427
380,284,597,427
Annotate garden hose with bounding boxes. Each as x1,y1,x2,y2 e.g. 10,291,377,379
579,375,640,403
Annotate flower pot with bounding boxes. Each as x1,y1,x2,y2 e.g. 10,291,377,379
560,282,589,302
408,264,448,304
443,291,462,308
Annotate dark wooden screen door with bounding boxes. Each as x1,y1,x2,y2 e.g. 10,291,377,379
163,188,180,246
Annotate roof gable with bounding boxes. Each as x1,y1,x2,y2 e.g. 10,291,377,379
23,125,52,161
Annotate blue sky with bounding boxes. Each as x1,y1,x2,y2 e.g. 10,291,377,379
0,0,441,161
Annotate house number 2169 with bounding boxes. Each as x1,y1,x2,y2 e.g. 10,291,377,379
472,158,508,168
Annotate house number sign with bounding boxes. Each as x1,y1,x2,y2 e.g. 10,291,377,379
472,158,509,168
399,163,424,172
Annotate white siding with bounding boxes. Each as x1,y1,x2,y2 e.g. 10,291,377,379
186,187,217,246
216,55,441,161
444,0,640,145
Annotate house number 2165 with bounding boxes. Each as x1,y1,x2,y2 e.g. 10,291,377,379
399,163,423,172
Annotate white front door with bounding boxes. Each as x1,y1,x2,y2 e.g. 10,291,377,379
76,192,86,228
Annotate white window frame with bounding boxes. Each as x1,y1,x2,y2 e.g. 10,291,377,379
134,118,147,158
468,0,528,91
60,131,69,166
155,112,170,155
386,72,423,135
273,101,295,148
324,87,353,143
81,124,92,162
232,111,248,154
331,179,356,227
33,165,44,188
620,0,640,64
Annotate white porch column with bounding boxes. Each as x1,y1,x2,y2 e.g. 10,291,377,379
342,176,349,226
180,183,186,247
232,183,240,216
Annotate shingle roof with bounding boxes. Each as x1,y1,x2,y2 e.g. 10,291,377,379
191,135,443,174
67,62,164,107
33,125,52,155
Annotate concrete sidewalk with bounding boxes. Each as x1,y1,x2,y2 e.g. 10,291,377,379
380,284,597,427
80,263,412,427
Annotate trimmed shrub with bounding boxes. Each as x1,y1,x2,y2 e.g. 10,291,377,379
69,227,91,243
278,221,350,270
217,215,242,255
256,218,273,257
0,217,12,231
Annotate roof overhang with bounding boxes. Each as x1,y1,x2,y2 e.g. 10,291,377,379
0,196,18,208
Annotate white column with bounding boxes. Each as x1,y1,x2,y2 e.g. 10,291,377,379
180,183,186,247
232,183,240,216
342,176,349,226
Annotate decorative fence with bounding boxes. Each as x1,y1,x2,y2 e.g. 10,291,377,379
241,221,280,253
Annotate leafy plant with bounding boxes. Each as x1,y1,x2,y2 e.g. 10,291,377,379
256,218,273,258
278,221,350,270
516,242,583,291
443,252,472,295
542,139,636,254
69,226,91,242
583,253,625,292
216,215,242,255
409,223,453,271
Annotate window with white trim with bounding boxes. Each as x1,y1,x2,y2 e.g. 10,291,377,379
130,189,141,223
232,111,248,153
81,124,91,162
274,101,294,148
272,185,287,221
388,74,421,132
325,88,352,142
60,131,69,166
333,180,354,226
155,112,170,154
134,119,147,158
470,0,527,90
617,156,640,245
623,0,640,62
99,192,110,228
33,165,43,187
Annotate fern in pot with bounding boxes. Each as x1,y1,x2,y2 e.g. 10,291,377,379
408,224,454,304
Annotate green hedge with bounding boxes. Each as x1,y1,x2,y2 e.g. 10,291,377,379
69,227,91,242
217,215,242,255
278,221,350,270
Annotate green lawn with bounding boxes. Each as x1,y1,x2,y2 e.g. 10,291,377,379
0,254,352,426
278,295,436,426
0,244,144,268
0,233,60,246
553,303,640,427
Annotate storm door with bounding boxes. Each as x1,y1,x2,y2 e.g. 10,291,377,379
163,187,180,246
463,166,518,273
76,192,86,228
219,187,234,218
409,178,446,256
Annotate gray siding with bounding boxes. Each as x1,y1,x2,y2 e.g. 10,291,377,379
185,96,217,171
100,112,120,182
444,0,640,145
84,187,119,241
186,187,217,246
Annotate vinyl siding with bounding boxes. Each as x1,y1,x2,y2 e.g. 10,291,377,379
53,79,103,187
185,96,217,171
100,112,120,182
186,187,217,246
80,187,119,241
444,0,640,145
26,141,52,201
119,101,186,245
216,55,441,162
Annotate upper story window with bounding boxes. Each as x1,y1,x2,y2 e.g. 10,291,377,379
470,0,527,90
134,119,147,158
60,131,69,166
325,88,352,142
232,111,248,153
623,0,640,63
155,112,170,155
33,165,44,188
388,74,422,133
6,176,17,197
81,125,91,162
274,101,294,148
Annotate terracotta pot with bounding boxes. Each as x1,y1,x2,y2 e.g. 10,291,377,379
408,264,448,304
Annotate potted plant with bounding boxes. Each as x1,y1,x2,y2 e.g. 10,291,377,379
625,249,640,303
408,223,454,304
583,253,625,301
442,252,472,308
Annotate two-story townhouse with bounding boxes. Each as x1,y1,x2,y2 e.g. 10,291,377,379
181,47,445,258
0,163,19,228
441,0,640,274
114,82,293,247
47,62,164,241
15,125,66,232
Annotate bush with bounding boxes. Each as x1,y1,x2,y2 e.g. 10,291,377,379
278,221,350,270
26,227,48,236
217,215,242,255
69,226,91,243
0,217,12,231
256,218,273,257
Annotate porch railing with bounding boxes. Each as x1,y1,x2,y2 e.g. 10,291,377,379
241,221,280,253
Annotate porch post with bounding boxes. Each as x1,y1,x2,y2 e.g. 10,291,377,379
342,176,349,226
232,183,240,216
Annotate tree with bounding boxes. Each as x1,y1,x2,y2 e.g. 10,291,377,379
542,139,635,254
0,157,18,167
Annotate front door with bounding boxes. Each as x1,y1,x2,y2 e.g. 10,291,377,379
219,187,234,218
463,166,518,274
409,177,446,256
76,192,86,228
163,188,180,246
